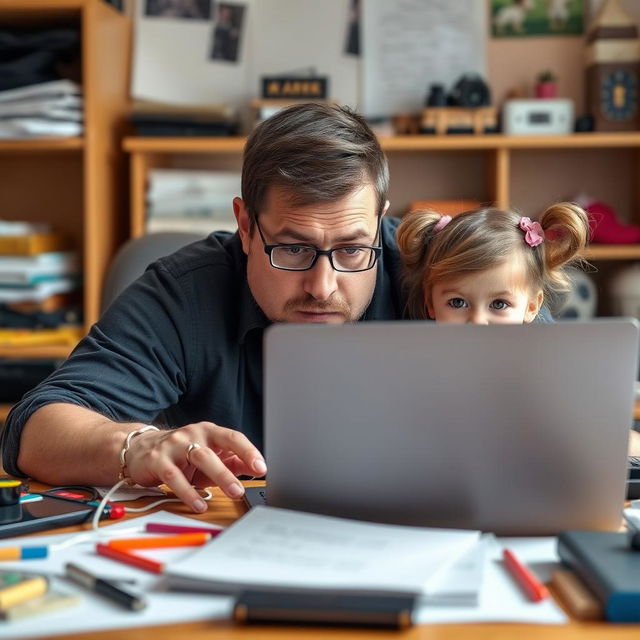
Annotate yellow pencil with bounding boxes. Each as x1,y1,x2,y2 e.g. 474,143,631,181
107,532,211,550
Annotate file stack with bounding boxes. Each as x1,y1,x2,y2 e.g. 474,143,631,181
0,80,83,139
146,169,240,235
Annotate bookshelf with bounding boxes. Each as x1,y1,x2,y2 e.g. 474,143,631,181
0,0,131,418
124,132,640,262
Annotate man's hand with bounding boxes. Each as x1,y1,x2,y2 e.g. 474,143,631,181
124,422,267,513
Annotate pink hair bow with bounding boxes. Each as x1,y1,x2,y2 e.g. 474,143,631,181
519,217,545,247
433,215,452,233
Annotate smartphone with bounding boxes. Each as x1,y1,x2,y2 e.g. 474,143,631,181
0,494,94,539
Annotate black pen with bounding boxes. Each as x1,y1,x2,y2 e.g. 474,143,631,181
65,562,147,611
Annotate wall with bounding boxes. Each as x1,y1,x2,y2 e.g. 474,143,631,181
487,0,640,114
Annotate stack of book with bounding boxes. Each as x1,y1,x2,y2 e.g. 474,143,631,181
556,521,640,622
0,571,80,622
0,221,81,330
0,222,82,400
146,169,240,235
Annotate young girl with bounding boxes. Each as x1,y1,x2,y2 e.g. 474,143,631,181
396,202,590,323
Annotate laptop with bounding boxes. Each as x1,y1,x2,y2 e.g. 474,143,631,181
257,319,639,535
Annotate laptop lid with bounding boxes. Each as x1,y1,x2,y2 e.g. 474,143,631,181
264,319,639,535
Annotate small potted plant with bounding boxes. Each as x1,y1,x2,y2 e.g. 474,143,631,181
535,70,557,99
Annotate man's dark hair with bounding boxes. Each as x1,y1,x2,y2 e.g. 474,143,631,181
241,103,389,224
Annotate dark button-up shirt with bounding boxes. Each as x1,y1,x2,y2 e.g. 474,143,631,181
1,218,404,476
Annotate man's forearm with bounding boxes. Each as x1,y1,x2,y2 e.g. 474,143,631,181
17,403,146,486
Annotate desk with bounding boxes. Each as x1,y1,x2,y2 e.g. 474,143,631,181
19,481,640,640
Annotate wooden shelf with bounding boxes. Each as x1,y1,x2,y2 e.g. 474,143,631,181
380,132,640,151
124,132,640,154
0,345,74,359
583,245,640,260
1,0,132,342
0,404,12,423
0,137,84,153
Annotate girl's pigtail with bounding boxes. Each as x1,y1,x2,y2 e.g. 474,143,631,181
538,202,590,293
397,209,445,319
396,210,446,268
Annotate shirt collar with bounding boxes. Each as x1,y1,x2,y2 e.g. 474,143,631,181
238,272,270,344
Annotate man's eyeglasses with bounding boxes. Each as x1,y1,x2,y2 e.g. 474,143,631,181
254,216,382,273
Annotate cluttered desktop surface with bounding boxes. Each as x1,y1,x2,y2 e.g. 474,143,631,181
0,480,637,639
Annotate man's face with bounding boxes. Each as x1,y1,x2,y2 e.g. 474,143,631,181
234,184,383,324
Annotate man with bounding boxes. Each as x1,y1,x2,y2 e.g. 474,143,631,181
0,103,404,512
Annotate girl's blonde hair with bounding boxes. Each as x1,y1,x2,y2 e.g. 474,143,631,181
396,202,590,319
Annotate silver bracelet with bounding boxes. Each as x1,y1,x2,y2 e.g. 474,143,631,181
118,425,160,485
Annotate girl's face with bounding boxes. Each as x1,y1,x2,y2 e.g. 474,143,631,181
426,259,543,324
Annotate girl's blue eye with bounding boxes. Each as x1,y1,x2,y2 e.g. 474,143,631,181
490,300,510,310
448,298,467,309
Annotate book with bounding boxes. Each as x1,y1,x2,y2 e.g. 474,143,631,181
0,252,78,285
0,233,71,256
0,572,48,611
0,278,79,304
165,506,480,600
0,327,84,348
557,530,640,622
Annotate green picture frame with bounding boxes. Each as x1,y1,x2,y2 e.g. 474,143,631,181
491,0,584,38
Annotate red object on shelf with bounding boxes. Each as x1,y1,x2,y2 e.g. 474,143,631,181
586,200,640,244
535,82,557,99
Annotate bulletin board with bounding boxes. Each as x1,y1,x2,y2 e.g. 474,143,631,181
131,0,486,118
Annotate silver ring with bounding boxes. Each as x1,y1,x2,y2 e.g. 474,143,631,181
186,442,201,465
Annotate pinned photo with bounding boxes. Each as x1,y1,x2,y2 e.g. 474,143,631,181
210,3,245,63
491,0,584,38
145,0,212,20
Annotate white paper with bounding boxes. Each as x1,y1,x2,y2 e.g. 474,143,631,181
361,0,486,117
414,536,567,625
166,505,480,595
0,511,232,638
421,536,488,606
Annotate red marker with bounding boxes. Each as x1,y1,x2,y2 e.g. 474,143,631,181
503,548,549,602
95,543,164,574
145,522,223,536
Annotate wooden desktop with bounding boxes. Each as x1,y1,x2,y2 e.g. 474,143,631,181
12,480,638,639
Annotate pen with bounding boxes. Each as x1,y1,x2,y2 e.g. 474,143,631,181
502,548,549,602
0,546,48,561
107,532,211,550
95,543,165,574
146,522,223,536
65,562,147,611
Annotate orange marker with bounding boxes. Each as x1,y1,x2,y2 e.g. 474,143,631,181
95,544,164,574
107,532,211,551
503,548,549,602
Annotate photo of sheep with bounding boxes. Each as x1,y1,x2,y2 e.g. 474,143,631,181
491,0,584,37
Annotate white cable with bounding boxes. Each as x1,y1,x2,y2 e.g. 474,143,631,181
91,478,128,530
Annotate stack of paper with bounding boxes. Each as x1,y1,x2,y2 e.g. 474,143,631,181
146,168,240,234
164,506,481,600
0,80,83,139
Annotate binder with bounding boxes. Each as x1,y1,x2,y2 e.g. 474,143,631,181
557,531,640,622
0,233,70,256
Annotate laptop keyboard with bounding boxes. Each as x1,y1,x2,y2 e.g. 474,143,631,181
243,461,640,504
628,457,640,499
